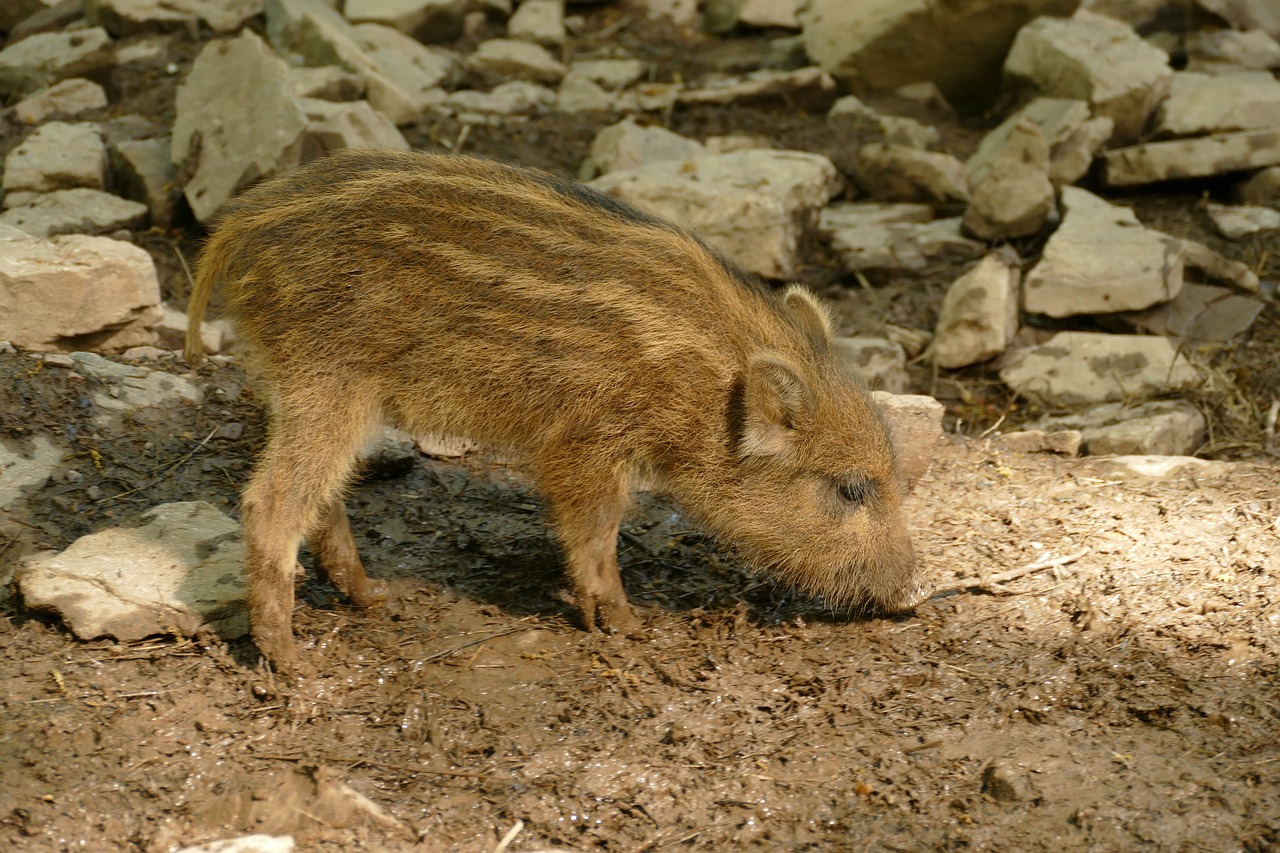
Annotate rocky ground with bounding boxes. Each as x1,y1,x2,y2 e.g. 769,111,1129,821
2,0,1279,851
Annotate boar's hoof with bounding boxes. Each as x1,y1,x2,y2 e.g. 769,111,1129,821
347,578,390,608
580,596,644,638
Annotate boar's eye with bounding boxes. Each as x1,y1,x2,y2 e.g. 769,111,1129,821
835,476,875,507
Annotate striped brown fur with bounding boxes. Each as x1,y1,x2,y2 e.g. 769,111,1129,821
186,148,926,675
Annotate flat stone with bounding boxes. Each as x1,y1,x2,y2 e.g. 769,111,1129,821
1088,455,1232,481
821,212,985,273
1195,0,1280,40
0,436,66,509
1004,10,1172,143
175,835,295,853
0,188,149,238
172,30,305,222
585,117,705,177
999,332,1199,406
444,80,554,115
1023,186,1183,318
858,142,968,203
1180,238,1261,293
83,0,261,35
464,37,566,85
1206,202,1280,239
289,65,366,100
0,228,160,351
1115,282,1264,342
872,391,945,489
933,249,1021,369
69,351,202,428
342,0,474,43
570,58,646,90
1186,28,1280,74
0,27,115,99
556,72,616,113
676,67,837,111
1154,71,1280,137
508,0,564,45
14,78,108,123
591,149,841,279
828,95,939,150
3,121,106,204
1103,127,1280,186
995,429,1082,456
1028,400,1206,456
833,336,909,393
298,97,411,159
14,501,248,642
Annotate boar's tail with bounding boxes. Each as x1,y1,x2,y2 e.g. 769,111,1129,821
183,241,224,367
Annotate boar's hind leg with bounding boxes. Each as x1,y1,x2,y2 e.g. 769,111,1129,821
241,392,380,674
542,469,640,636
311,498,388,608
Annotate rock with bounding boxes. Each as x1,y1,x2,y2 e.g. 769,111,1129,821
172,31,305,222
0,27,115,99
1049,115,1113,185
289,65,366,100
416,433,479,458
982,762,1028,802
963,118,1055,240
83,0,260,35
1236,166,1280,204
999,332,1199,405
1029,400,1205,456
2,122,106,208
1206,202,1280,239
0,436,65,510
1115,282,1264,342
445,80,555,115
591,149,841,279
820,208,986,273
833,336,909,393
266,0,451,124
676,67,837,111
175,836,296,853
828,95,939,150
0,189,149,238
14,501,248,642
13,78,108,124
1004,10,1172,144
1080,0,1170,27
155,304,223,355
585,117,705,177
363,427,421,479
570,58,646,90
342,0,476,43
1180,238,1261,293
1,0,58,33
298,97,412,159
1186,27,1280,74
739,0,800,29
69,350,202,427
1154,71,1280,137
933,249,1021,369
1090,454,1232,481
872,391,945,488
464,37,566,85
1195,0,1280,40
1023,186,1183,318
1103,127,1280,186
508,0,564,46
995,429,1081,455
556,72,615,113
108,138,179,228
798,0,1079,109
0,227,160,351
858,143,968,203
629,0,699,28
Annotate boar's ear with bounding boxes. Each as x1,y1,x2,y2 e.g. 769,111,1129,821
739,352,812,458
783,285,834,354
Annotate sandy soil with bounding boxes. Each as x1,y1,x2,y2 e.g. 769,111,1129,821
2,10,1279,853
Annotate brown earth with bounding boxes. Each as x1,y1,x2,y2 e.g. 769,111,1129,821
2,10,1280,853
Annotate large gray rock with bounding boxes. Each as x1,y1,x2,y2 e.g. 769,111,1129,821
0,189,149,238
0,27,115,99
1102,127,1280,186
999,332,1199,405
0,227,161,351
1115,282,1264,343
819,205,985,272
14,502,248,643
1004,10,1172,143
963,118,1054,240
266,0,452,123
1023,186,1183,317
966,97,1110,187
67,351,202,428
172,30,306,222
798,0,1080,108
1154,71,1280,136
2,122,107,208
13,79,108,124
83,0,261,35
1028,400,1206,457
585,117,705,177
933,249,1021,369
591,150,841,279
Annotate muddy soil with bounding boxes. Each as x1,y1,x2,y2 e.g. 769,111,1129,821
2,10,1280,853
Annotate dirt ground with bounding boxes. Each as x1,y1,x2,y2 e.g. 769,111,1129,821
2,10,1280,853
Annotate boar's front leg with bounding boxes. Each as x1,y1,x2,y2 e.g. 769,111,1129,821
540,462,641,636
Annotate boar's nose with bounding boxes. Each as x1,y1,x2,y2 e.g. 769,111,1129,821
887,574,934,612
